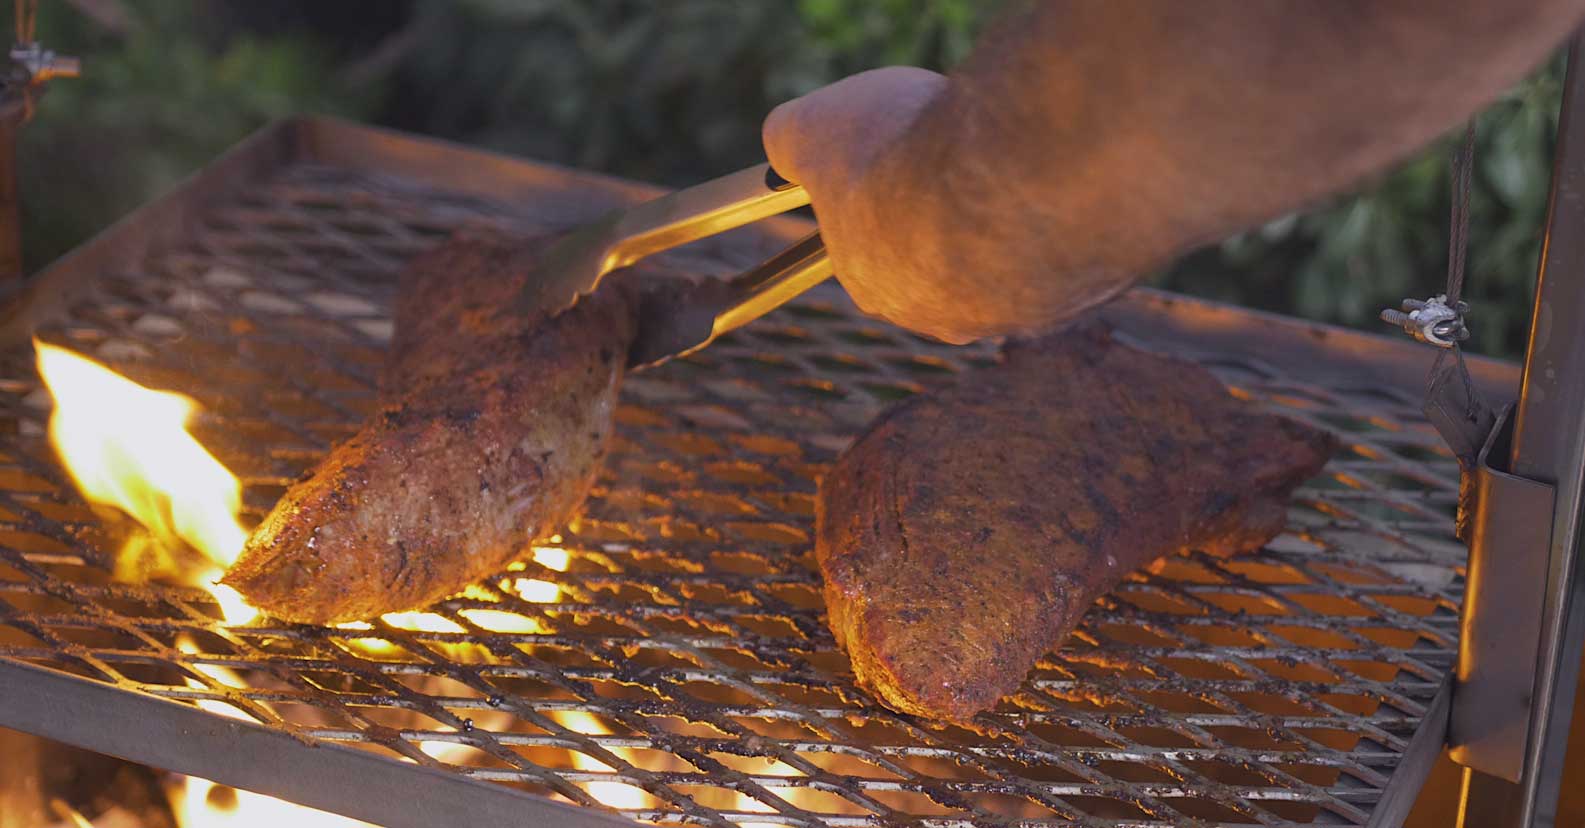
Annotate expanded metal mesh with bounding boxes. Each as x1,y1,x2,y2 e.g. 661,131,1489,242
0,162,1464,826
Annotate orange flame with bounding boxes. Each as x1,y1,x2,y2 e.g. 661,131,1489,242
336,545,569,655
35,340,256,624
34,343,655,822
171,638,374,827
551,711,652,810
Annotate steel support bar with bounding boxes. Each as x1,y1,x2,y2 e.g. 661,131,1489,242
0,658,638,828
1458,34,1585,828
0,91,23,282
1451,405,1555,781
1369,677,1453,828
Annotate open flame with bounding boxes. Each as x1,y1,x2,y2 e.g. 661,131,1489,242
33,343,671,824
171,779,373,828
34,340,256,624
172,638,375,828
550,711,652,810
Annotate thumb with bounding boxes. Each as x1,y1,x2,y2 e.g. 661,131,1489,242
763,66,948,189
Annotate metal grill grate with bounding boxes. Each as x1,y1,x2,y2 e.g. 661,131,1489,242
0,121,1478,827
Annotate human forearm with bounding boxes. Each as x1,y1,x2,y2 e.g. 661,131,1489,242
767,1,1585,341
917,0,1584,271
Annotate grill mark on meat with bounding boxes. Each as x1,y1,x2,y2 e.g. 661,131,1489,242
815,323,1336,722
890,453,911,565
390,540,412,590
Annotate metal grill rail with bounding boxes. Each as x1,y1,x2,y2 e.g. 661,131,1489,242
0,119,1491,827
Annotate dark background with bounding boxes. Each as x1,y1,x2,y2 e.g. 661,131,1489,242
18,0,1567,357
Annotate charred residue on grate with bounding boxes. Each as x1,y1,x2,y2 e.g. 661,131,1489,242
0,161,1464,827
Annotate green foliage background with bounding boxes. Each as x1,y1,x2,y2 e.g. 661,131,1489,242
18,0,1564,357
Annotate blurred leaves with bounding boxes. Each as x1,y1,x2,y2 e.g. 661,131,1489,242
1158,53,1564,357
15,0,1566,357
20,0,376,270
796,0,984,71
392,0,803,180
389,0,998,183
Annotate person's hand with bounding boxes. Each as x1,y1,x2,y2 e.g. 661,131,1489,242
765,67,1128,344
763,67,1003,343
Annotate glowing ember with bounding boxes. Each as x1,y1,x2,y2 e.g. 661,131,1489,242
501,544,568,603
533,544,570,571
509,577,561,603
331,613,464,658
551,711,652,810
171,778,376,828
35,340,256,624
457,608,546,633
379,611,465,634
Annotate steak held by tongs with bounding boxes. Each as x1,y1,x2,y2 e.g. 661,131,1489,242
224,228,640,623
225,160,831,624
816,325,1336,721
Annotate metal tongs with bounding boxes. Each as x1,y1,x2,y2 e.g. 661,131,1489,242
515,164,830,368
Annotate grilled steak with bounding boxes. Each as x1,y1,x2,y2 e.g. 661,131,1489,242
224,228,639,624
816,326,1335,721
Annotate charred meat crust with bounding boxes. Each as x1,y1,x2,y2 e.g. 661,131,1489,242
815,325,1336,721
224,228,640,624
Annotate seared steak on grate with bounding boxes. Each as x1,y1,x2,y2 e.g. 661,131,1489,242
816,325,1336,721
224,228,638,623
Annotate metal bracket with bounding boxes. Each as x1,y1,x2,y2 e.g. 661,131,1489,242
9,42,79,86
0,37,77,282
1381,294,1472,349
1450,402,1557,782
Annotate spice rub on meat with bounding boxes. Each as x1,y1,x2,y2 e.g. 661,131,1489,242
224,228,638,624
815,326,1336,721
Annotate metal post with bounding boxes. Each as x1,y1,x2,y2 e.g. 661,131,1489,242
0,39,81,283
0,90,24,282
1458,34,1585,827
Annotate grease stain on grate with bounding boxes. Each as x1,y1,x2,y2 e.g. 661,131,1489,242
0,163,1465,827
